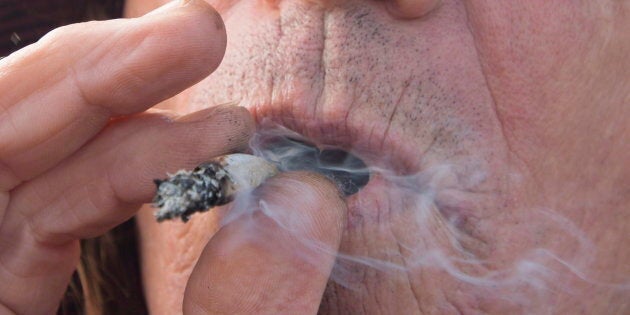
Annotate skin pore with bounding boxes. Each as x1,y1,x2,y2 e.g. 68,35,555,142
123,0,630,314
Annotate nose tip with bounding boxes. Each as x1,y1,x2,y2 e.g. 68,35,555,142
386,0,441,19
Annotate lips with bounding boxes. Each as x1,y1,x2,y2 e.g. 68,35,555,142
192,0,504,253
180,1,534,312
249,104,422,175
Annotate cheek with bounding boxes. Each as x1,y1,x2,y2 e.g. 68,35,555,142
136,204,227,313
463,1,600,132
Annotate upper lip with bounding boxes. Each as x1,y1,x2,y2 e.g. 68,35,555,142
250,103,421,175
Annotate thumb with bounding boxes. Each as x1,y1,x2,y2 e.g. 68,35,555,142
183,172,347,315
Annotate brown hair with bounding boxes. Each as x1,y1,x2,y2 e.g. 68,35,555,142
1,1,147,314
1,0,125,56
59,219,148,315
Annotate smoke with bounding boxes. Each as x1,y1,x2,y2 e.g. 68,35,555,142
214,122,630,311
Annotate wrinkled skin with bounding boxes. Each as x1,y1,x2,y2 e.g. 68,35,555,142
127,0,630,314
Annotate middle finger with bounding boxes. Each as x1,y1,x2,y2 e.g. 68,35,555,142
0,0,226,188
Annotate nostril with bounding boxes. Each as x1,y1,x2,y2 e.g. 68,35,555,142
386,0,441,20
259,136,370,196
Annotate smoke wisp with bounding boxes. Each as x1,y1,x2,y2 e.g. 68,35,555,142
214,123,630,311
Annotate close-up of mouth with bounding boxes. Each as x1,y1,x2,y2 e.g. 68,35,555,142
154,2,553,313
134,0,630,314
1,0,627,314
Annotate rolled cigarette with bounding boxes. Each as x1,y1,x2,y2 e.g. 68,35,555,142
152,154,279,222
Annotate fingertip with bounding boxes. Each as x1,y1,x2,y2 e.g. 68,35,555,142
184,171,347,314
256,171,348,243
72,0,228,115
173,0,227,73
129,0,227,103
139,0,227,65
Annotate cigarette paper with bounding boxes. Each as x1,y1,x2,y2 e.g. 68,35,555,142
152,154,278,222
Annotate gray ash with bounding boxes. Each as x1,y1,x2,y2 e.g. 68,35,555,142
151,134,371,223
153,162,231,222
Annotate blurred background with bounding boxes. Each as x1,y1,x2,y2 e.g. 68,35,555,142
1,0,123,56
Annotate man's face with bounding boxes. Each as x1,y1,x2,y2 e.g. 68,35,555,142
128,0,630,313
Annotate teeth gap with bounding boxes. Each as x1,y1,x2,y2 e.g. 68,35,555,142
260,136,370,195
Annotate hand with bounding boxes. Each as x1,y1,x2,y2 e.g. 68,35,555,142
0,1,244,313
0,1,348,313
183,171,347,314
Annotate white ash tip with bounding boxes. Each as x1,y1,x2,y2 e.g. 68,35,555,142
152,154,278,222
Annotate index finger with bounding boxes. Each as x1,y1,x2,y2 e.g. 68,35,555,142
0,0,226,189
